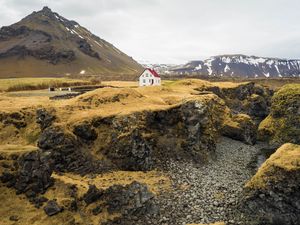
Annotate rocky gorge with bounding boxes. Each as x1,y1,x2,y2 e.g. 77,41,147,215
0,80,299,224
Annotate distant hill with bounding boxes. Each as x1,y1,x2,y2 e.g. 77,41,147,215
0,6,143,78
169,55,300,78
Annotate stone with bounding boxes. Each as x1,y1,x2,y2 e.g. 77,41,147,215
82,185,103,205
44,200,63,216
9,215,19,221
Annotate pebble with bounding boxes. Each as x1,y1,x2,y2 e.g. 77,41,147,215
147,137,264,225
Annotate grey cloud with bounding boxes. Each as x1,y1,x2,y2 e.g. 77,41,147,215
0,0,300,63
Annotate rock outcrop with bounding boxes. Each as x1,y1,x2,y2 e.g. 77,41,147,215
242,143,300,225
38,126,110,174
258,84,300,145
222,114,256,145
197,82,272,123
90,96,227,171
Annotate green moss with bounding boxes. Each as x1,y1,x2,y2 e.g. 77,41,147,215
271,84,300,117
24,128,41,144
258,84,300,145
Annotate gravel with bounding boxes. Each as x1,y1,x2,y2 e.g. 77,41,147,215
148,137,265,225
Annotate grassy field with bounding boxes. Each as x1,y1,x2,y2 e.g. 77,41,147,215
0,78,98,92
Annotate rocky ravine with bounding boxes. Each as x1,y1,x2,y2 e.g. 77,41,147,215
1,80,299,224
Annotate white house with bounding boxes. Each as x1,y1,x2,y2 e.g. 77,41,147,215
139,68,161,86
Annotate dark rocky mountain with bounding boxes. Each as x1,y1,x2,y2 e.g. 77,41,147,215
170,54,300,78
0,6,143,78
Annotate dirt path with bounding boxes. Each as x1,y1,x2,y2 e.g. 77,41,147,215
150,137,265,225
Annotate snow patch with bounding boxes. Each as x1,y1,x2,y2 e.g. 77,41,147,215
80,70,86,75
195,64,202,70
204,58,214,75
72,30,84,39
224,65,230,73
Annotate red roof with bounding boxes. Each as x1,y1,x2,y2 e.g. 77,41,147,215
146,68,160,78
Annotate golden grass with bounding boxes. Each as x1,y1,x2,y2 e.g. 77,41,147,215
212,81,250,89
0,78,247,145
0,78,93,92
52,170,171,197
101,81,138,88
246,143,300,189
0,144,38,154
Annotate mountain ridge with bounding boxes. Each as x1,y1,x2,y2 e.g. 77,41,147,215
169,54,300,78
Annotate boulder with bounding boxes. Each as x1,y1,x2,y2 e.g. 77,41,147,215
38,126,77,150
103,181,156,215
44,200,63,216
242,143,300,225
82,185,103,205
13,151,54,195
222,114,257,145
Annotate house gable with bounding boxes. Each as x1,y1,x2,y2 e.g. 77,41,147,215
139,68,161,86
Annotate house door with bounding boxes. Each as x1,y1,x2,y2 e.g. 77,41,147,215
150,79,154,85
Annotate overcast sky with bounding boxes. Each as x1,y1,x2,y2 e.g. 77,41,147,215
1,0,300,64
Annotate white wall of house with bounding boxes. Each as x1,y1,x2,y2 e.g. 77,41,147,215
139,70,161,86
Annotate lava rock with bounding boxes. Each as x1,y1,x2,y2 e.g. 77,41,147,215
36,108,56,130
222,114,257,145
44,200,63,216
104,181,156,215
38,126,77,150
12,151,54,195
82,185,103,205
73,123,97,141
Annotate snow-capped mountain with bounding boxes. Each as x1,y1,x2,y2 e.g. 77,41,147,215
169,55,300,78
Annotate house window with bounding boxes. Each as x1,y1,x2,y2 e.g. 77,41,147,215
143,79,146,83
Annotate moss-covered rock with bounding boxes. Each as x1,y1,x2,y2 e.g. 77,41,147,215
242,143,300,225
90,95,229,171
222,113,257,145
258,84,300,145
197,82,272,122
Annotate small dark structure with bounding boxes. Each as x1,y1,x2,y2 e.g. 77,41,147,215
48,87,55,92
